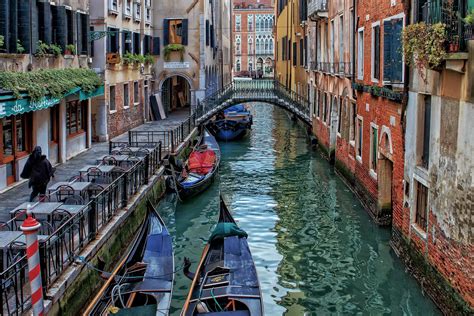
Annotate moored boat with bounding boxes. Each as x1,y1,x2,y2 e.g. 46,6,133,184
174,129,221,200
181,196,263,316
84,201,174,316
208,104,253,141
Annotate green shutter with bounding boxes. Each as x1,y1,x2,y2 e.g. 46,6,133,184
182,19,188,45
163,19,169,46
391,19,403,82
383,21,393,82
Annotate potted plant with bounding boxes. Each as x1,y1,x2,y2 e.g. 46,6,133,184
163,44,185,61
16,40,25,54
35,40,50,57
49,43,62,57
65,44,76,55
122,51,135,65
144,54,154,65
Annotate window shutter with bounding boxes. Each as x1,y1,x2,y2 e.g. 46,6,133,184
0,0,8,51
106,27,112,53
82,14,90,55
383,21,393,82
304,35,308,67
163,19,169,46
391,19,403,82
292,41,297,66
206,20,210,46
374,25,380,80
76,12,82,54
18,0,31,53
42,1,52,45
299,39,304,66
181,19,188,45
8,0,17,53
122,30,127,55
52,6,67,50
210,24,215,48
152,36,160,55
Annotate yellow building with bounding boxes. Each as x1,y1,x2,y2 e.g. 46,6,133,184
275,0,309,97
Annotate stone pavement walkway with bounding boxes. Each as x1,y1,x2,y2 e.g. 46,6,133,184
0,110,190,222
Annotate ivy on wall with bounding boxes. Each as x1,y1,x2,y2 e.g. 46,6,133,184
0,68,103,101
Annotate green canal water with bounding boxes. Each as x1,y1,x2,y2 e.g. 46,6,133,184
158,105,440,315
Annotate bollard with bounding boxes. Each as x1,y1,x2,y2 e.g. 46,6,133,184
20,207,44,316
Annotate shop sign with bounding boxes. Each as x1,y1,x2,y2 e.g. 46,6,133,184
164,62,190,69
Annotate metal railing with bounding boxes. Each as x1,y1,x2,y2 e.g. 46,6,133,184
308,0,328,18
310,61,353,77
1,142,163,315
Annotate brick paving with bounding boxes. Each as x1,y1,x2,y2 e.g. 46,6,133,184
0,110,190,222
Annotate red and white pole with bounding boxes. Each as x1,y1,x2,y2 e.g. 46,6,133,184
20,207,44,316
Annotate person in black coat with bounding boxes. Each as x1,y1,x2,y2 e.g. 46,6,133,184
20,146,54,202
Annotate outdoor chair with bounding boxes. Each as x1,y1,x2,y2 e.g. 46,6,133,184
63,195,85,205
68,175,84,183
87,167,104,183
102,155,118,166
56,185,76,202
12,210,35,230
51,209,73,230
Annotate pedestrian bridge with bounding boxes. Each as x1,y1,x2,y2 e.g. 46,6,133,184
194,79,311,126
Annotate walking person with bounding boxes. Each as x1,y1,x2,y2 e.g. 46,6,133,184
21,146,54,202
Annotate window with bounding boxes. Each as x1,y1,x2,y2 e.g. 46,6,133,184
164,19,188,45
299,39,304,66
107,27,119,53
134,81,139,104
145,0,151,23
235,15,241,31
356,117,363,159
109,85,116,111
316,91,321,117
339,15,344,65
337,98,342,134
236,58,241,71
248,15,254,31
122,31,132,54
322,93,327,122
133,32,140,54
357,28,364,79
124,83,129,108
143,35,151,55
415,181,428,231
66,101,86,135
419,95,431,169
372,24,381,81
49,106,59,143
236,36,241,54
349,10,354,74
78,13,89,55
292,42,297,66
350,102,357,141
66,9,74,48
383,18,404,83
248,58,253,71
109,0,118,12
123,0,132,17
330,20,335,65
370,125,378,171
248,36,253,54
134,2,141,21
281,36,287,60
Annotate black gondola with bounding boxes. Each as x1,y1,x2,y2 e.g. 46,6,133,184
181,196,263,316
174,128,221,200
84,201,174,316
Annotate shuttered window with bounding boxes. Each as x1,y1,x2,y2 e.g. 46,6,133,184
163,18,188,46
299,39,304,66
383,18,403,83
38,1,52,45
210,24,215,48
8,0,18,52
152,37,160,55
106,27,119,53
292,42,297,66
415,181,428,231
372,25,380,80
206,20,210,46
52,6,67,50
133,32,140,54
66,9,74,47
143,35,151,54
122,31,131,55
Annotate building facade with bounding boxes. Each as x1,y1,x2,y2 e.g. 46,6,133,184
232,0,275,78
393,0,473,311
90,0,155,140
0,0,101,191
152,0,232,115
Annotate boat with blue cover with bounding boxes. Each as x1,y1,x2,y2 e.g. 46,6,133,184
181,196,263,316
208,104,253,141
175,129,221,200
85,201,174,316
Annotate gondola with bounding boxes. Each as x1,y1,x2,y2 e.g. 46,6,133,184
84,201,174,316
181,196,263,316
208,104,253,141
174,128,221,200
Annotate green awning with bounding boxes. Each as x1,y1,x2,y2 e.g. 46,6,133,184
0,85,104,119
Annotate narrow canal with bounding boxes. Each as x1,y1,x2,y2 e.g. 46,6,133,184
158,104,440,315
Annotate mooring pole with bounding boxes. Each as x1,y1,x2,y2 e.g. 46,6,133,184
20,206,44,316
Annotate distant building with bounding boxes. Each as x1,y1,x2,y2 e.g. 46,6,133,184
0,0,102,190
90,0,155,140
152,0,232,114
232,0,275,78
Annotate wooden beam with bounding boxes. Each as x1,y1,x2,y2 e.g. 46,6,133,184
186,0,200,14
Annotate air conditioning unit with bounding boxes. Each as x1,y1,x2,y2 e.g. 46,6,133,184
106,53,121,64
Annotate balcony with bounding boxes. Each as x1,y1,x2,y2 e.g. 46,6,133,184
310,61,353,77
421,0,466,53
308,0,328,20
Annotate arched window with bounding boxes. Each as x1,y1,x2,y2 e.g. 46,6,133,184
236,58,241,71
269,38,274,52
256,38,260,54
248,58,253,71
248,37,253,54
236,36,241,54
264,38,269,53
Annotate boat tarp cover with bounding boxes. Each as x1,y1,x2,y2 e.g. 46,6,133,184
223,236,260,296
114,304,158,315
209,223,248,241
224,104,246,113
188,150,216,175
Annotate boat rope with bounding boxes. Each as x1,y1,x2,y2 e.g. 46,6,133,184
210,288,224,312
75,255,195,280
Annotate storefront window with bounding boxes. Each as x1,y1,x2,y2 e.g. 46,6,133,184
67,100,86,135
3,117,13,156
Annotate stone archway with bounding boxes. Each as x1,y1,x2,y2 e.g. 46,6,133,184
159,74,193,114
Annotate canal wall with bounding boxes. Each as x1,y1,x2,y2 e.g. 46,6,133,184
391,228,473,315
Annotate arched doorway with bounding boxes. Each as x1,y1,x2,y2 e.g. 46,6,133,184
256,58,264,78
264,58,273,77
161,75,191,114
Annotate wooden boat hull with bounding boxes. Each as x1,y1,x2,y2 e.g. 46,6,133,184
176,129,221,200
84,201,174,315
181,197,263,316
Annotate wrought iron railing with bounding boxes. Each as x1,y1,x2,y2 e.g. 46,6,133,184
310,61,353,76
1,142,163,315
421,0,466,52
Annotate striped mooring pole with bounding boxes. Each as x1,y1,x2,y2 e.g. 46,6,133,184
20,208,44,316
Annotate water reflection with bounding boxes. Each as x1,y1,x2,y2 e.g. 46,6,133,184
158,104,439,315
